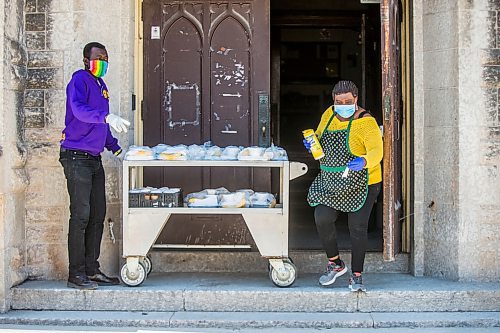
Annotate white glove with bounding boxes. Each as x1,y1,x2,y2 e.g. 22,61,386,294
106,114,130,133
114,149,125,162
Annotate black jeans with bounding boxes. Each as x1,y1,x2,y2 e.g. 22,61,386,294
314,183,381,273
59,148,106,277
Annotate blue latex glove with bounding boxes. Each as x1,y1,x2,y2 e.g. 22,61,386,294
347,157,366,171
302,138,311,152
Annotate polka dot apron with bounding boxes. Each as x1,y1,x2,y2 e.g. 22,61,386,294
307,113,368,212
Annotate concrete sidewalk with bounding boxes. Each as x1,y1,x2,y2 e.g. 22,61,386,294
0,327,499,333
0,310,499,329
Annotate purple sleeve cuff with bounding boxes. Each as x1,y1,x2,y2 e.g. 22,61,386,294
104,126,120,153
109,144,121,155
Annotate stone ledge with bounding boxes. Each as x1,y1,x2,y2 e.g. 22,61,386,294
10,273,500,313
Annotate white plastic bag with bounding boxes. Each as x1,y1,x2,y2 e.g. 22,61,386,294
250,192,276,208
219,192,246,208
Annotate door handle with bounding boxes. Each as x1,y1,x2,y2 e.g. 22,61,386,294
258,92,270,147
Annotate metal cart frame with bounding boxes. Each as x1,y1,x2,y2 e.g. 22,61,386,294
121,160,307,287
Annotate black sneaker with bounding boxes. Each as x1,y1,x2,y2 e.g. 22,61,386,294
67,275,98,290
349,273,366,292
88,270,120,285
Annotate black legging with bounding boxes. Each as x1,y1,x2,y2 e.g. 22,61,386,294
314,183,381,273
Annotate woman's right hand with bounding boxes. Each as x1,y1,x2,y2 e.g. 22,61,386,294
303,138,311,152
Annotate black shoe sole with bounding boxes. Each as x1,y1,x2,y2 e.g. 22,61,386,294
91,280,120,286
67,281,98,290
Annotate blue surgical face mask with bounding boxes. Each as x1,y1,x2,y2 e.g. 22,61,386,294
334,104,356,118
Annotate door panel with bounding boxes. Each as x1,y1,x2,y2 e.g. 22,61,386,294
163,17,202,143
142,0,270,246
209,15,252,190
210,17,250,146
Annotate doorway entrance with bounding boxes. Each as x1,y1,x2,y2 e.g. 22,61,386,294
137,0,406,260
270,1,384,251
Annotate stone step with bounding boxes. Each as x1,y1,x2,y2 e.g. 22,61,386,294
0,310,499,329
148,250,409,273
11,273,500,313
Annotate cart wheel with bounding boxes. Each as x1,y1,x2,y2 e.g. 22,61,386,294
268,257,294,273
120,262,146,287
269,261,297,288
140,256,153,276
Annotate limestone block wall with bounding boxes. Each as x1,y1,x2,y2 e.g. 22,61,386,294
23,0,135,279
0,0,29,312
457,0,499,281
419,0,461,280
413,0,499,281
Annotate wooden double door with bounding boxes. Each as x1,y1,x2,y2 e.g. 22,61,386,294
142,0,271,247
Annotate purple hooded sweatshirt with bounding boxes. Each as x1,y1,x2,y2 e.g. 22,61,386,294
60,69,121,156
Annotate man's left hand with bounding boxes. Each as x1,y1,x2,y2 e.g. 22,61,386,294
347,157,366,171
114,149,125,162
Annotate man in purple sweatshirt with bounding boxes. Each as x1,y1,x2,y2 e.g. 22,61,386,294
59,42,130,289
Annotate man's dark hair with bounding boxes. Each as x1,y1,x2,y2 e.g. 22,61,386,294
332,80,358,97
83,42,106,59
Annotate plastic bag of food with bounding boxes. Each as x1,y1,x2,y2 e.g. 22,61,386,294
237,146,269,160
187,144,206,160
249,192,276,208
125,145,155,160
156,144,188,160
236,189,254,207
221,146,241,160
185,193,218,208
264,144,288,161
205,145,223,160
219,192,246,208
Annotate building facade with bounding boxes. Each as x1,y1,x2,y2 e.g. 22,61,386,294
0,0,498,312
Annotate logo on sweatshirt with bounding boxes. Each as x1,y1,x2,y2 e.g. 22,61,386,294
102,89,109,99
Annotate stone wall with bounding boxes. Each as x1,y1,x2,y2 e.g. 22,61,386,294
457,0,499,281
23,0,135,279
0,0,29,312
421,0,461,280
413,0,499,281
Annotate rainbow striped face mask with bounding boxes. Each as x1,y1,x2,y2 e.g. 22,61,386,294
89,59,108,78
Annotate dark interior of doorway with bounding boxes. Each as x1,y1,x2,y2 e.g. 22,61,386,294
270,1,383,251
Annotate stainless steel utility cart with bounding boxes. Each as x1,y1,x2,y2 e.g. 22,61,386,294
121,159,308,287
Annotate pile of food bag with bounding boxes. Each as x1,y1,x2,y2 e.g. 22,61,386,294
125,142,287,161
185,187,276,208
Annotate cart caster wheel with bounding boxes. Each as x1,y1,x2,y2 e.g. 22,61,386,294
268,257,294,273
120,262,146,287
269,261,297,288
140,256,152,276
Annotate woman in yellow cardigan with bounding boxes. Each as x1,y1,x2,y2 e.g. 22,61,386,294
304,80,383,292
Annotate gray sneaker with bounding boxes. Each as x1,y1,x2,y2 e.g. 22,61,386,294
319,260,348,286
349,273,366,292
